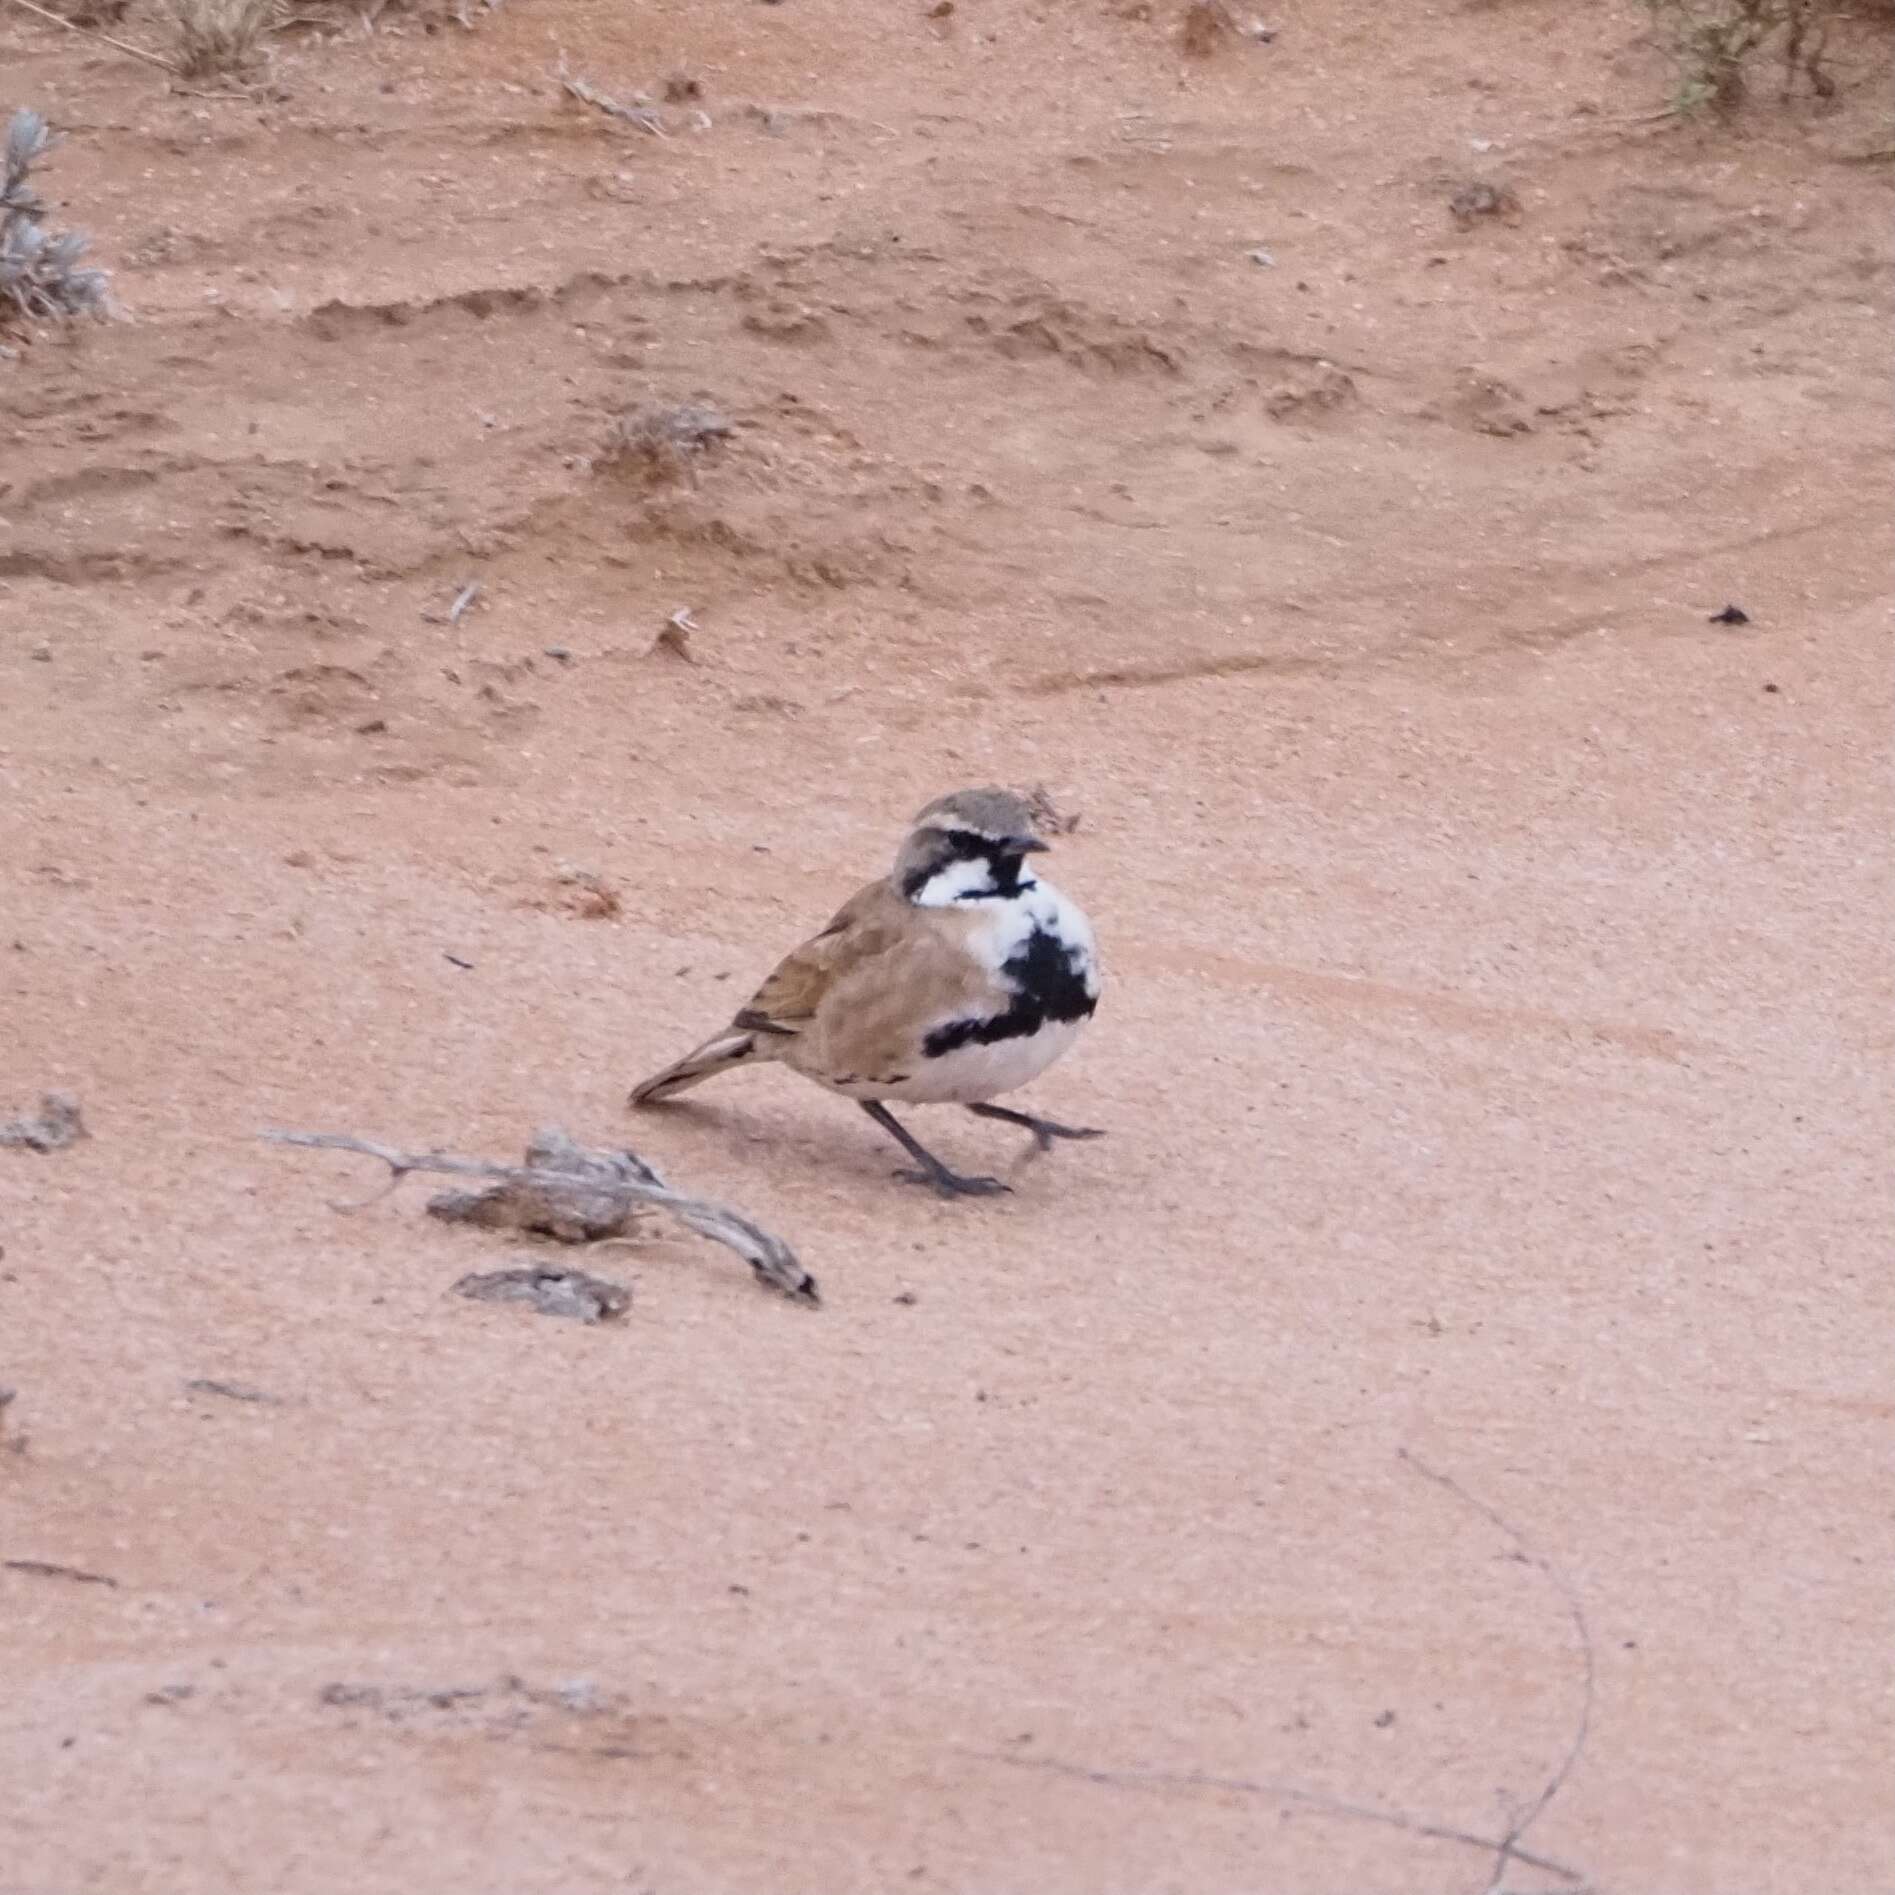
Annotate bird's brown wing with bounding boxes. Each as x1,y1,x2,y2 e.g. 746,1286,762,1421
730,879,912,1037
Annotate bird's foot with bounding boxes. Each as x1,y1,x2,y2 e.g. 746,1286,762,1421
1025,1119,1106,1152
894,1165,1013,1199
965,1102,1107,1153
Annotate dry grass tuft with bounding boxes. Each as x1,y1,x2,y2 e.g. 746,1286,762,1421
596,400,733,486
167,0,277,76
1645,0,1850,112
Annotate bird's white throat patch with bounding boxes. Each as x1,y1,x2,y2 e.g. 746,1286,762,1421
911,855,1030,908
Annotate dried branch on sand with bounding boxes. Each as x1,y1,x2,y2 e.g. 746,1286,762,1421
263,1124,817,1305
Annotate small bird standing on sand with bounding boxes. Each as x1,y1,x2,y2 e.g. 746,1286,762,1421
630,788,1102,1197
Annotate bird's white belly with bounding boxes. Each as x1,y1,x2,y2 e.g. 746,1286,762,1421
872,1016,1086,1105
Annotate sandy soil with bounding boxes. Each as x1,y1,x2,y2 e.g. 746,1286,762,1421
3,1,1891,1888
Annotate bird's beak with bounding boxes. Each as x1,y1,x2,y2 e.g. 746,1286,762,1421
1012,834,1050,855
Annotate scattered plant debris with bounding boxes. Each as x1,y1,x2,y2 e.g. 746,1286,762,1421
316,1673,620,1728
557,59,666,134
0,1091,87,1152
452,1262,631,1322
184,1378,283,1404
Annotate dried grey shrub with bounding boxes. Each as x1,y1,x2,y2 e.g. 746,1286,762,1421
1,114,109,331
596,400,733,485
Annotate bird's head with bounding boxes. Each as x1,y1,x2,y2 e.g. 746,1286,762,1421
895,787,1050,905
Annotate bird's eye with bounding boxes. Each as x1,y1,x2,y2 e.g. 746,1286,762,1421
945,828,992,857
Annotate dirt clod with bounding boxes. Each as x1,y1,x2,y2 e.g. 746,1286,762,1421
548,866,623,919
1449,180,1524,226
1179,0,1233,56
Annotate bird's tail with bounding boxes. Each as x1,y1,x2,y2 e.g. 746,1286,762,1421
629,1027,767,1106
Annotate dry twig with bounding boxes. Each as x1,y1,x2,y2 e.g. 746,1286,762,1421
1399,1448,1596,1894
3,0,178,67
979,1451,1597,1891
262,1125,817,1304
556,59,666,135
4,1557,118,1587
986,1754,1585,1883
184,1378,282,1403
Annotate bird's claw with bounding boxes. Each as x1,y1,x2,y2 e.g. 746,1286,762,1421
894,1166,1012,1199
1030,1122,1105,1151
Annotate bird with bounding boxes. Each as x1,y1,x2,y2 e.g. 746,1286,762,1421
630,787,1102,1197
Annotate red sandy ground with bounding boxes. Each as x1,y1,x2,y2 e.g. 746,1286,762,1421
2,1,1891,1889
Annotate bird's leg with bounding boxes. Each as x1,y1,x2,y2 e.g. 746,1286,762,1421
964,1101,1106,1154
859,1102,1010,1198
